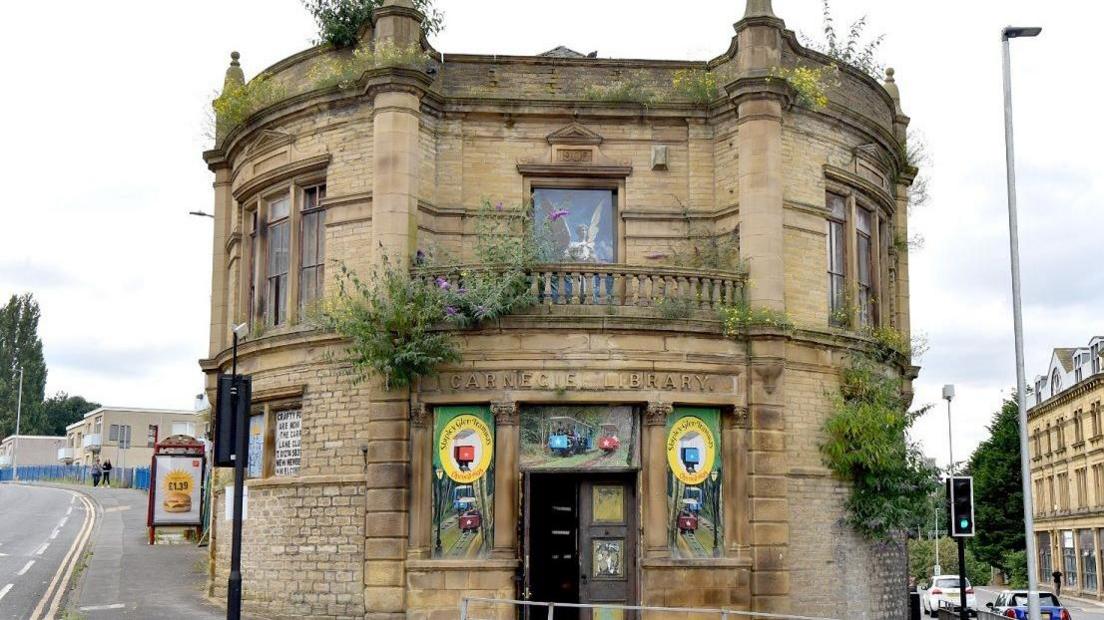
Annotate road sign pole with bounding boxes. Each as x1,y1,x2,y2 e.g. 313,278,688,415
957,537,967,620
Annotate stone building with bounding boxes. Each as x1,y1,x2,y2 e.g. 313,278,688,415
1028,336,1104,598
199,1,919,618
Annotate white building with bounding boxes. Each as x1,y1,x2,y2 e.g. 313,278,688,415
1033,336,1104,406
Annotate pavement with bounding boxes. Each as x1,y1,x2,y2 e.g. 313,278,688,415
69,483,222,619
0,484,93,619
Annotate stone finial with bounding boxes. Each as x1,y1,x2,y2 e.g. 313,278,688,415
222,51,244,92
883,67,903,114
743,0,776,18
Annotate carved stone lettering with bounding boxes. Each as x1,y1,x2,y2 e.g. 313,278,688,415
436,371,725,394
559,149,593,163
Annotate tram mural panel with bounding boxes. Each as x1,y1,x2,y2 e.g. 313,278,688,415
666,407,722,558
520,405,638,471
432,405,495,558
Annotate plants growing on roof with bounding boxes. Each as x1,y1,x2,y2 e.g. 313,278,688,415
303,0,444,48
671,68,719,105
768,64,837,109
212,73,288,138
308,40,433,90
800,0,885,79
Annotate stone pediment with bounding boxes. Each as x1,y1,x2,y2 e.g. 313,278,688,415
247,129,295,156
546,123,603,146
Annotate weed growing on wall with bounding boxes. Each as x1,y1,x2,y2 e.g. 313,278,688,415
719,303,794,334
321,261,459,389
584,70,664,105
821,357,939,540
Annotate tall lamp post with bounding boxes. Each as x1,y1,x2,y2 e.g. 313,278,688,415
1002,24,1043,620
227,321,250,620
12,367,23,481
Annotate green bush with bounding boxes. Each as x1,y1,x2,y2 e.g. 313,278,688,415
212,73,287,137
671,69,718,105
720,304,794,334
822,357,940,539
303,0,444,48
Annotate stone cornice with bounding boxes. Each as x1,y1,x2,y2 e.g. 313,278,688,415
1030,375,1104,420
253,384,307,403
516,163,632,179
231,154,332,203
726,75,793,113
362,66,435,99
824,164,897,215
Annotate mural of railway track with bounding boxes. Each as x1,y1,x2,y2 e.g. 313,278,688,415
520,405,638,471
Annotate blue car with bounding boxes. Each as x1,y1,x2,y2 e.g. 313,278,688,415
986,590,1070,619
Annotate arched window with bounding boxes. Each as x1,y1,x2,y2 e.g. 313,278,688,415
1052,368,1063,396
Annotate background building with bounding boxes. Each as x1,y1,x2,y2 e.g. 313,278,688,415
0,435,66,467
1029,335,1104,599
64,406,203,468
201,0,919,618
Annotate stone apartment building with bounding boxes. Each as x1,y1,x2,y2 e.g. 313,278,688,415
63,406,203,468
1029,336,1104,599
200,1,920,618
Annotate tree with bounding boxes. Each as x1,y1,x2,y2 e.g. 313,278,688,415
302,0,445,48
40,392,100,436
967,397,1025,573
0,294,47,438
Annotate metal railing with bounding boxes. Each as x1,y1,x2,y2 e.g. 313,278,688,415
936,608,1004,619
0,464,151,490
413,263,746,312
460,597,840,620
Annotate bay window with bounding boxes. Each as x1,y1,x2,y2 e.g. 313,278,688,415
239,177,328,331
824,187,890,330
856,206,875,326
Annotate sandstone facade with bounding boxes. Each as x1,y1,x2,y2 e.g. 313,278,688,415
200,1,918,618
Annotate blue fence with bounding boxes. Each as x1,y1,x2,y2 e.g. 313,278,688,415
0,464,151,491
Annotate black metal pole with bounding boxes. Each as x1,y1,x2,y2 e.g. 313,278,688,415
227,333,245,620
958,537,968,620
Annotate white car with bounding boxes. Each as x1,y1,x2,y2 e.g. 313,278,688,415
922,575,976,617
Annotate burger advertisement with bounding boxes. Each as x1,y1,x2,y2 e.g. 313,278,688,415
152,455,202,525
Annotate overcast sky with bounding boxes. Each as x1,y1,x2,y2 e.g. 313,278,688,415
1,1,1099,465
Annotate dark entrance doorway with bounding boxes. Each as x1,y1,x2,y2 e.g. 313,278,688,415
523,472,636,620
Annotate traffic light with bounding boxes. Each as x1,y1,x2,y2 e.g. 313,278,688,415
947,476,975,537
214,374,252,467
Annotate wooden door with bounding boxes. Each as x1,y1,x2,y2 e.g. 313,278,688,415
578,477,636,620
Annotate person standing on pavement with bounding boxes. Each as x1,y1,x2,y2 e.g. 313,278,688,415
102,459,113,486
91,459,102,487
1053,569,1063,595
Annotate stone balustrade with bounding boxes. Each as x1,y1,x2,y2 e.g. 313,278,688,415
412,263,746,313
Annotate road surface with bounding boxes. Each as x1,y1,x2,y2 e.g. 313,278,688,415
975,586,1104,619
0,484,94,620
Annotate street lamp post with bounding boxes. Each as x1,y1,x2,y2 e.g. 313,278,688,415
435,468,445,555
227,322,249,620
12,367,23,481
1002,24,1043,620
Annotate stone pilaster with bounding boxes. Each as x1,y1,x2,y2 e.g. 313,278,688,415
723,406,751,558
370,1,424,267
208,164,231,357
731,10,787,312
643,402,672,558
746,336,790,613
491,401,519,558
407,403,431,560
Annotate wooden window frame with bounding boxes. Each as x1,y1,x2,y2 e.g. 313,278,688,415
237,175,328,331
826,192,848,327
824,184,890,330
298,183,327,314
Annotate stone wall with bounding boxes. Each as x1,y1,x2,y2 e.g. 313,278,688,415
212,477,367,620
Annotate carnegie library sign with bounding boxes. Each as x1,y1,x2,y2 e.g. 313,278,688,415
433,370,737,394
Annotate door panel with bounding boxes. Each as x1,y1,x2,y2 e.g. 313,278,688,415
579,477,635,620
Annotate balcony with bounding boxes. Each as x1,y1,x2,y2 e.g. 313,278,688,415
57,448,76,464
82,434,102,452
412,263,747,319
